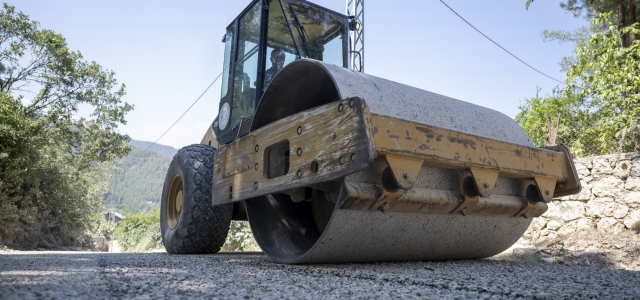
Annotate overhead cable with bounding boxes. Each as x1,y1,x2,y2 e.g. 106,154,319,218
438,0,565,85
145,72,223,152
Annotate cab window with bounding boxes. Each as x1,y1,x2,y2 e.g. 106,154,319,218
231,3,261,128
263,0,300,91
220,25,234,99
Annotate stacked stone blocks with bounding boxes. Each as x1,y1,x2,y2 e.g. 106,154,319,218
526,152,640,240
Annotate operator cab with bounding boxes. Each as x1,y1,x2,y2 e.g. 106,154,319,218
212,0,352,144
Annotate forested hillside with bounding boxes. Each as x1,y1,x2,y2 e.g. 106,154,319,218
129,140,180,158
104,141,177,214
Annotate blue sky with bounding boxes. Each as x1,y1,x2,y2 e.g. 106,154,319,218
14,0,587,149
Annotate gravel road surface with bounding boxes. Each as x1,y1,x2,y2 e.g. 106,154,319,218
1,251,639,299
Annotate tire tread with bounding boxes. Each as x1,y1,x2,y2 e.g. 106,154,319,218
161,144,232,254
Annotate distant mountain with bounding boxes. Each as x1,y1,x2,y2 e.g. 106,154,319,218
129,139,178,158
103,140,177,214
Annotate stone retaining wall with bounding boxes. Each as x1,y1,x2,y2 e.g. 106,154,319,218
523,152,640,241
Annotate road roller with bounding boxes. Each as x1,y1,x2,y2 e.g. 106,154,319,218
160,0,581,263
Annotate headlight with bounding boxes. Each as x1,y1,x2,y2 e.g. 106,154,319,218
219,103,230,130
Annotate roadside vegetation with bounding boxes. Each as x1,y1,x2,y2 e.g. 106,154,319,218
221,221,260,252
0,4,132,248
114,209,259,252
114,208,162,252
518,2,640,156
108,143,260,253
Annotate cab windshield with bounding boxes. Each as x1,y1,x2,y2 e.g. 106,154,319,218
281,0,347,67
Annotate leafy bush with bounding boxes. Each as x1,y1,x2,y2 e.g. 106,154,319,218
112,209,261,252
221,221,260,252
90,214,117,240
114,208,162,252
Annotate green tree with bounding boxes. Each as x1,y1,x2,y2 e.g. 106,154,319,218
527,1,638,45
516,89,597,156
565,12,640,153
561,1,638,45
516,13,640,156
0,93,41,237
0,3,132,247
516,89,572,147
542,24,604,72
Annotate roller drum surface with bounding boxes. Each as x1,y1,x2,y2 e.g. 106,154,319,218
246,60,540,264
253,59,533,147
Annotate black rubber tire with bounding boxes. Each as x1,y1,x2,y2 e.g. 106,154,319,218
160,144,232,254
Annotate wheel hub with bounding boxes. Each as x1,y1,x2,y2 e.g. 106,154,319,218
167,174,184,229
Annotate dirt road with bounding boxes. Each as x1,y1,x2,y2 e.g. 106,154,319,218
1,251,639,299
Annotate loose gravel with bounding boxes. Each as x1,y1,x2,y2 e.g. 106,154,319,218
1,252,639,299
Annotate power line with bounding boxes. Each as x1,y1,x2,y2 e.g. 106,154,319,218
145,72,223,152
438,0,565,85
